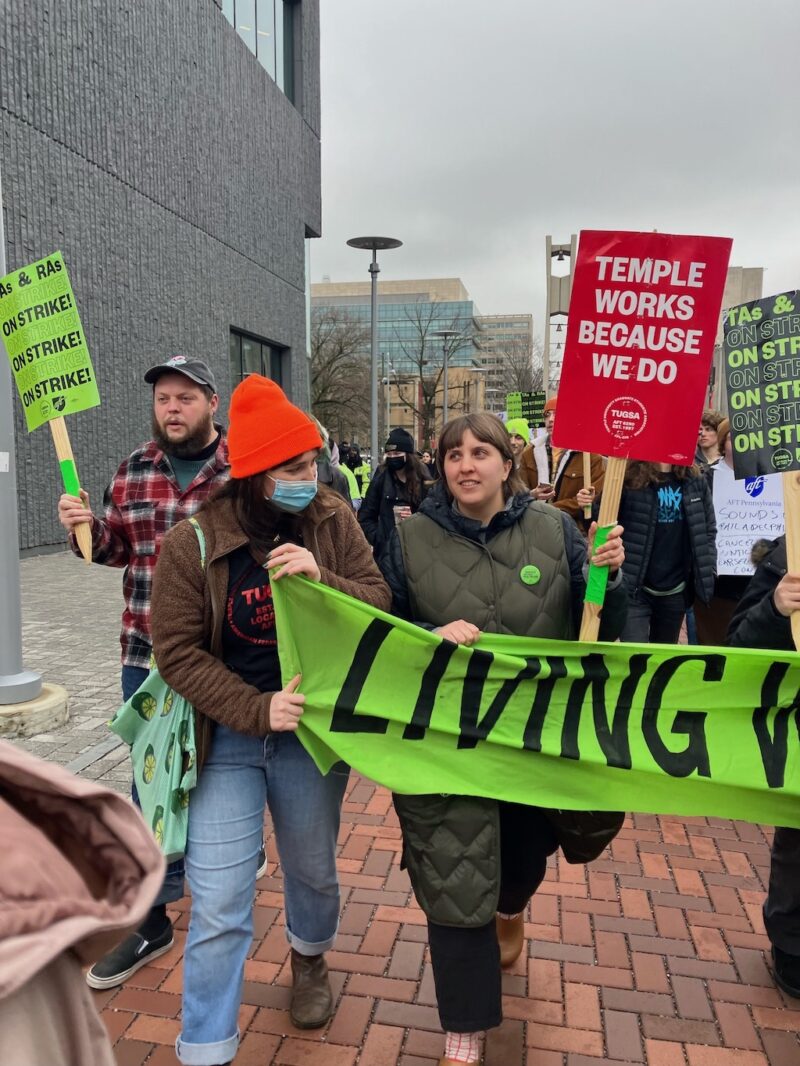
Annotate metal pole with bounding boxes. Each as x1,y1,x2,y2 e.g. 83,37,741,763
385,363,392,440
0,167,42,703
543,236,552,397
443,344,449,431
369,250,379,473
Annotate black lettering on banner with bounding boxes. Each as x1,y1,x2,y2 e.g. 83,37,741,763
642,655,724,777
457,652,542,750
752,661,800,788
592,652,651,769
329,619,392,734
522,656,567,751
559,652,650,766
403,641,458,740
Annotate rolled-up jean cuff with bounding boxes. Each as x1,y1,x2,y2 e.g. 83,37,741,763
286,924,338,956
176,1030,239,1065
439,1011,502,1034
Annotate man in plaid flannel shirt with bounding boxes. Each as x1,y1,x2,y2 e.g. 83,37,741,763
57,355,231,989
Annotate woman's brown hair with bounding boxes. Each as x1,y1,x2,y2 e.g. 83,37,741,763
436,413,526,500
624,460,701,491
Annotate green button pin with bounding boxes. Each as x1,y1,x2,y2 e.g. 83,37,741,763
520,565,541,586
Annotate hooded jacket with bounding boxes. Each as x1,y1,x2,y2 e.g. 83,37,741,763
0,742,164,1066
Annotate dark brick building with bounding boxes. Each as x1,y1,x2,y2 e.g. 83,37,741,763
1,0,320,549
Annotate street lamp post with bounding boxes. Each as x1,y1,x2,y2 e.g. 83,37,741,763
381,354,395,442
0,166,42,703
431,329,460,435
347,236,402,472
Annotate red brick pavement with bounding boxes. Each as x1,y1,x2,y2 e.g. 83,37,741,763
101,777,800,1065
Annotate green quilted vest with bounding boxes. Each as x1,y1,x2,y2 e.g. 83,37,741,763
397,501,573,639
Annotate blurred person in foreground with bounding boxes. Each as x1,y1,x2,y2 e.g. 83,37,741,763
0,742,163,1066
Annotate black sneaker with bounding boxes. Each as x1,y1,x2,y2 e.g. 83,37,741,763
86,922,174,990
256,844,268,880
773,946,800,999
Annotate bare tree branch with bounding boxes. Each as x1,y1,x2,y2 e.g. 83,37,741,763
310,308,371,441
390,301,476,445
485,336,544,395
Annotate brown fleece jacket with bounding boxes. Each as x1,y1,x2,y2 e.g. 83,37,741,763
150,490,390,770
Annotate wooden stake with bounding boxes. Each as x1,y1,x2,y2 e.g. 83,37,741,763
782,469,800,651
582,451,592,519
49,416,92,564
580,456,627,641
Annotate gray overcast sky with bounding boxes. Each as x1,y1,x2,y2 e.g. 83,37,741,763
313,0,800,327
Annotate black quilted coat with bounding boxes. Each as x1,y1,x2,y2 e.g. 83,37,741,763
615,473,717,605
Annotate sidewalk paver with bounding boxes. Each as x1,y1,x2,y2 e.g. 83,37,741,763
14,551,800,1065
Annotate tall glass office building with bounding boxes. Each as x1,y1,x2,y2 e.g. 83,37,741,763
311,278,481,373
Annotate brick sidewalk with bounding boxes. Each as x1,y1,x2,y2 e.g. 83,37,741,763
13,552,800,1064
96,792,800,1066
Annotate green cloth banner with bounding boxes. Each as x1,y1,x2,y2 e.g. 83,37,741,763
0,251,100,432
272,576,800,829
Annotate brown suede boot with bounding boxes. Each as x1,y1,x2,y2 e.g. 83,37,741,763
289,949,333,1029
495,912,525,967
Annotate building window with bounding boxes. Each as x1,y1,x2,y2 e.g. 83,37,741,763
222,0,296,101
230,329,286,389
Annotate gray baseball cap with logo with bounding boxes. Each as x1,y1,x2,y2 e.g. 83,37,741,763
144,355,217,392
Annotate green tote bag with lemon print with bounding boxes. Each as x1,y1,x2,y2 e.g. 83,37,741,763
109,518,204,862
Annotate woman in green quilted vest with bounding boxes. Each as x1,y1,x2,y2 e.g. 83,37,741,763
379,412,628,1066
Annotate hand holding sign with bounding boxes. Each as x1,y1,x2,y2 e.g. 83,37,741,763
0,252,100,563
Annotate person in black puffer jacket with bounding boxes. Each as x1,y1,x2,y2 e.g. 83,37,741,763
358,427,430,559
727,534,800,1000
598,460,716,644
379,412,628,1066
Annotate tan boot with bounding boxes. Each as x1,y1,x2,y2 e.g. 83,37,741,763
495,911,525,967
289,949,333,1029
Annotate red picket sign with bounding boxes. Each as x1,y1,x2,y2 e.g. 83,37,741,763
553,230,732,464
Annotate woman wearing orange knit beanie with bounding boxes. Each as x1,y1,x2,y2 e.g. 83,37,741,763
150,375,391,1063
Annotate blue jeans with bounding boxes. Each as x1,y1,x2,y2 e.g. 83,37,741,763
122,664,185,906
176,724,349,1066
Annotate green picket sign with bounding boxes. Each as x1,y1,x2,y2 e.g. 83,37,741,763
271,575,800,829
0,251,100,432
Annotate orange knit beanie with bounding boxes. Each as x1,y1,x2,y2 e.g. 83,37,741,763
543,395,558,413
227,375,323,478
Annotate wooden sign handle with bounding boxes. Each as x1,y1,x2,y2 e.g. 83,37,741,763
782,470,800,651
49,416,92,564
582,451,593,519
580,456,627,642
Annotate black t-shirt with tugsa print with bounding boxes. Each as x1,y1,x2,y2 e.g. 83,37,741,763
221,545,282,694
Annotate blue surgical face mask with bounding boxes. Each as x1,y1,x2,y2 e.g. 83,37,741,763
266,474,318,513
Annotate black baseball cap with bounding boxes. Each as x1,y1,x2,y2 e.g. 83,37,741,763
144,356,217,392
